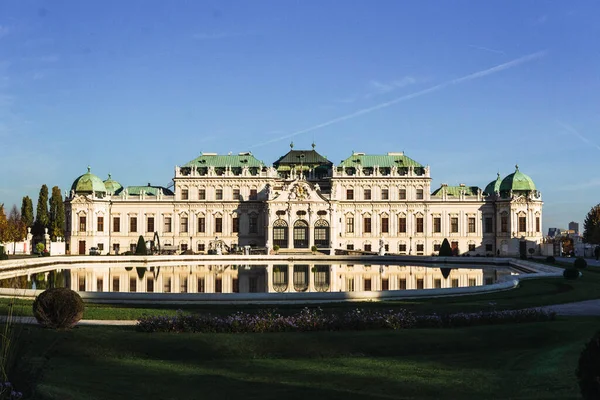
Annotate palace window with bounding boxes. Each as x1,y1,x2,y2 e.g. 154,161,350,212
129,277,136,293
181,189,188,200
113,217,120,233
197,243,206,252
164,217,172,233
147,217,154,233
519,217,526,233
468,217,476,233
433,217,441,233
232,217,239,233
468,244,476,252
536,217,540,233
180,217,188,233
485,244,493,252
399,278,407,290
215,277,222,293
416,189,424,200
97,216,104,232
434,243,441,252
399,243,407,253
501,215,508,233
216,189,223,200
451,279,459,288
417,279,424,289
215,217,223,233
198,217,205,233
364,244,372,252
198,189,206,200
233,189,240,200
112,277,119,292
346,217,354,233
79,216,86,232
399,188,406,200
450,217,458,233
249,189,258,200
249,215,258,234
363,217,372,234
364,189,371,200
484,217,493,233
399,217,407,233
147,277,154,293
364,278,371,291
381,188,389,200
197,277,205,293
381,217,389,233
346,244,354,250
416,244,424,254
416,217,424,233
434,279,442,289
130,217,137,233
346,189,354,200
469,278,476,287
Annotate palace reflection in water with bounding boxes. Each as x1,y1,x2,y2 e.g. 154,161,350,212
49,264,515,294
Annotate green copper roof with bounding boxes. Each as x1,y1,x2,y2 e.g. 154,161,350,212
103,174,123,195
484,173,502,195
273,149,332,168
124,185,174,196
71,167,107,195
499,165,536,192
338,152,423,168
183,153,265,168
432,185,480,197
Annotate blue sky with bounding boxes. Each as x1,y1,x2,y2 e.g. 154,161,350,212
0,1,599,230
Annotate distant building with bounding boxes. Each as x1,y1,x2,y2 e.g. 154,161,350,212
569,221,579,234
547,228,562,238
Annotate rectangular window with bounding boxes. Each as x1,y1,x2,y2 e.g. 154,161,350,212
346,189,354,200
78,276,85,291
346,244,354,250
97,216,104,232
416,189,424,200
147,277,154,293
96,277,103,292
198,189,206,200
113,243,120,254
399,217,407,233
416,217,424,233
434,243,441,252
451,279,459,288
346,217,354,233
536,217,540,233
181,244,188,252
485,217,493,233
382,278,389,291
434,279,442,289
198,217,205,233
147,217,154,233
163,277,171,293
98,243,104,251
179,276,187,293
381,188,389,200
249,189,258,200
381,217,389,233
216,189,223,200
416,244,424,253
129,277,136,293
364,278,371,291
364,217,372,234
364,244,372,252
399,189,406,200
501,215,508,233
197,277,205,293
399,278,407,290
364,189,371,200
450,217,458,233
485,244,493,252
233,189,240,200
130,217,137,233
112,277,119,292
485,277,494,285
249,215,258,234
468,217,476,233
417,279,424,289
232,217,239,233
468,244,476,252
181,189,188,200
519,217,526,232
468,278,477,287
249,276,259,293
215,217,223,233
113,217,120,233
215,277,222,293
197,243,205,252
180,217,188,233
232,278,239,293
399,243,407,253
164,217,172,233
79,216,86,232
433,217,441,233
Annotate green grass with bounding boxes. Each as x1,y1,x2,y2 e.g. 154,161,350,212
10,317,600,399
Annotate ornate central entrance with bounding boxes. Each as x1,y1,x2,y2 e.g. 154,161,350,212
293,220,309,248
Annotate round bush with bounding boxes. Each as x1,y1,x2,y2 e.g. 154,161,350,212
575,257,588,269
33,288,84,329
577,330,600,399
546,256,556,263
563,268,580,280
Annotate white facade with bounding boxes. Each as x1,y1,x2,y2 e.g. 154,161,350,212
65,149,543,257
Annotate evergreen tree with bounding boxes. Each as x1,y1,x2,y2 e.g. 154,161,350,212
0,204,7,243
49,186,65,239
34,184,50,236
21,196,34,229
7,205,25,254
439,238,453,257
583,204,600,244
135,235,148,255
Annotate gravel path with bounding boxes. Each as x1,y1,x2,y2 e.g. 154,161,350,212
538,300,600,317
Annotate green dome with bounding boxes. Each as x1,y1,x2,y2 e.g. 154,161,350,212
71,167,107,195
484,173,502,195
103,173,123,195
499,165,536,193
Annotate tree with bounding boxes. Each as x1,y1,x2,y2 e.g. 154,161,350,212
49,186,65,239
0,204,7,243
34,184,50,236
439,238,453,257
21,196,34,229
7,205,25,254
583,204,600,244
135,235,148,255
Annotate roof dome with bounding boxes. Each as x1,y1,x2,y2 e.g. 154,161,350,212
484,173,502,195
71,167,107,195
499,165,536,193
103,173,123,195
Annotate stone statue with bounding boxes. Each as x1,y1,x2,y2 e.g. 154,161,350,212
379,237,385,256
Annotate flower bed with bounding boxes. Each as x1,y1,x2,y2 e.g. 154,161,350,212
136,307,556,334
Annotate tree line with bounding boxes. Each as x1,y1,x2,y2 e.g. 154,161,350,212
0,185,65,252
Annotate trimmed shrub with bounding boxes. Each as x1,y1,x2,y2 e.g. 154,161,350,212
0,246,7,261
576,330,600,400
574,257,588,269
135,235,147,255
439,239,453,257
311,245,318,253
33,288,84,329
546,256,556,263
563,268,580,280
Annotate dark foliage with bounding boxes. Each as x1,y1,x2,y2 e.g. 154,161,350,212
574,257,588,269
135,235,147,255
563,268,580,280
32,288,84,329
545,256,556,263
576,330,600,400
439,239,453,257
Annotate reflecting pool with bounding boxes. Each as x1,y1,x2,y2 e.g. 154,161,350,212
0,263,518,294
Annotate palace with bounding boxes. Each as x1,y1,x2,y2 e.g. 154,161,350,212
64,145,543,256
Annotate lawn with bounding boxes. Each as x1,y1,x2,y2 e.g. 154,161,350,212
10,317,600,399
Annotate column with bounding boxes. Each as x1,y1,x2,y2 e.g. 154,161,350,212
266,265,273,293
309,264,315,292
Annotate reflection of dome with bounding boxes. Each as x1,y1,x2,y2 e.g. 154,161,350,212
103,173,123,195
484,173,502,195
71,167,107,196
499,165,536,193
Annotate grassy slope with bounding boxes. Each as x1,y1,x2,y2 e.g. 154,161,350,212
11,317,599,400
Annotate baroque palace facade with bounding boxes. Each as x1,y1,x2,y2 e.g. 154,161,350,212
65,145,543,256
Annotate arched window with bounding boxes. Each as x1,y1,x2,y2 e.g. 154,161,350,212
272,265,288,292
314,219,330,248
273,219,288,248
293,220,309,248
314,265,330,292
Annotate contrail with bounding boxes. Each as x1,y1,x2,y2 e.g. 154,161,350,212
250,50,547,149
557,121,600,151
468,44,506,55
